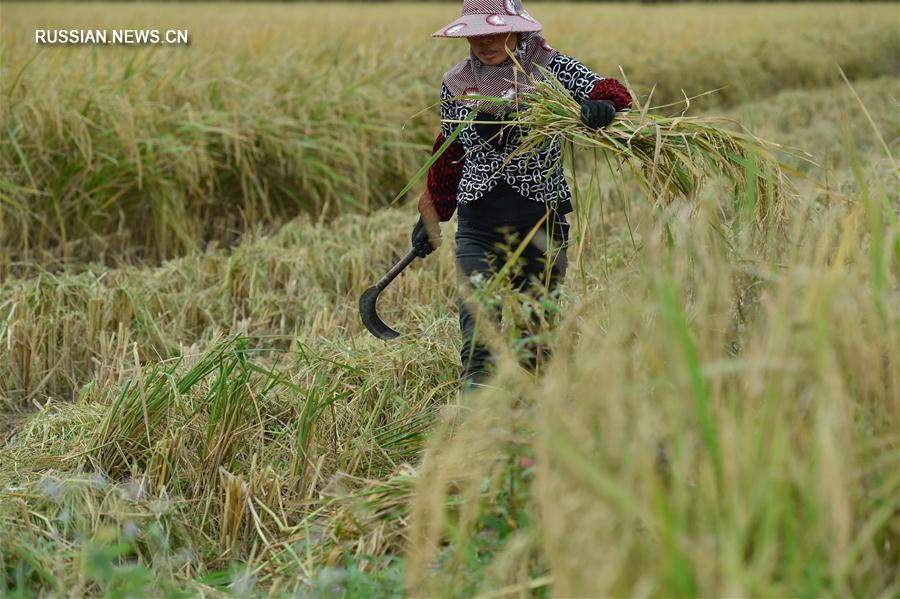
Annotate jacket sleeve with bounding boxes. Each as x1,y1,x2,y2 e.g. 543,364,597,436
547,52,632,111
587,78,632,111
419,82,465,222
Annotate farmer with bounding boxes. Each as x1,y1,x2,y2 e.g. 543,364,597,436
412,0,631,390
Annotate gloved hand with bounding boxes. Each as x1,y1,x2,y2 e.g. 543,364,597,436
580,100,616,130
411,215,441,258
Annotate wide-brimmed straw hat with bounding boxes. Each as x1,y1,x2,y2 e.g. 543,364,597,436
432,0,542,38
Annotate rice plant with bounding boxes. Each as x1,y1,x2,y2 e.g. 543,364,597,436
491,66,816,232
405,161,899,598
0,3,897,596
1,2,897,273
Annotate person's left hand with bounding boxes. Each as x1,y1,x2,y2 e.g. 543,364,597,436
580,100,617,130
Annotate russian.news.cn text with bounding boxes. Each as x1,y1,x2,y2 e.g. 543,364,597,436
35,29,190,45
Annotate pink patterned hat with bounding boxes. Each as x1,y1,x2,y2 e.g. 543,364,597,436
433,0,542,38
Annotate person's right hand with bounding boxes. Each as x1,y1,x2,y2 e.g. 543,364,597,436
411,215,441,258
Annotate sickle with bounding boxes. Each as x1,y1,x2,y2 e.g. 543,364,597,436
359,249,418,340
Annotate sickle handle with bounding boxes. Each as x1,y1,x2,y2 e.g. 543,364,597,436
374,249,418,293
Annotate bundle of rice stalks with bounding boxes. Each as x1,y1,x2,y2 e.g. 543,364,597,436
91,336,247,479
491,68,813,231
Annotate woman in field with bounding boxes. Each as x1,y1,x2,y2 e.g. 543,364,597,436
412,0,631,390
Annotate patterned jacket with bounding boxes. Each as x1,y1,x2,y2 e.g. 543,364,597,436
420,52,631,222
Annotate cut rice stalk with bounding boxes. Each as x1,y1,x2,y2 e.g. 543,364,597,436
458,66,817,231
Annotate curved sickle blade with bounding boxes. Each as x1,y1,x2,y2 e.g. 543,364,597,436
359,285,400,340
359,249,418,340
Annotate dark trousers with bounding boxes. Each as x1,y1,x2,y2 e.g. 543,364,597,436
455,188,570,388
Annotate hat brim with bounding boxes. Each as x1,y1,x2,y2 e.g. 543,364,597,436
432,14,542,38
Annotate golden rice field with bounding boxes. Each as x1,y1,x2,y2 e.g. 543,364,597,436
1,2,898,597
2,2,897,272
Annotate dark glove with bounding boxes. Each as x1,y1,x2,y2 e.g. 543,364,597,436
411,216,441,258
580,100,616,130
474,112,513,153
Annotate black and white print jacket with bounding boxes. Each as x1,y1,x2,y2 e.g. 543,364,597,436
420,53,632,222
